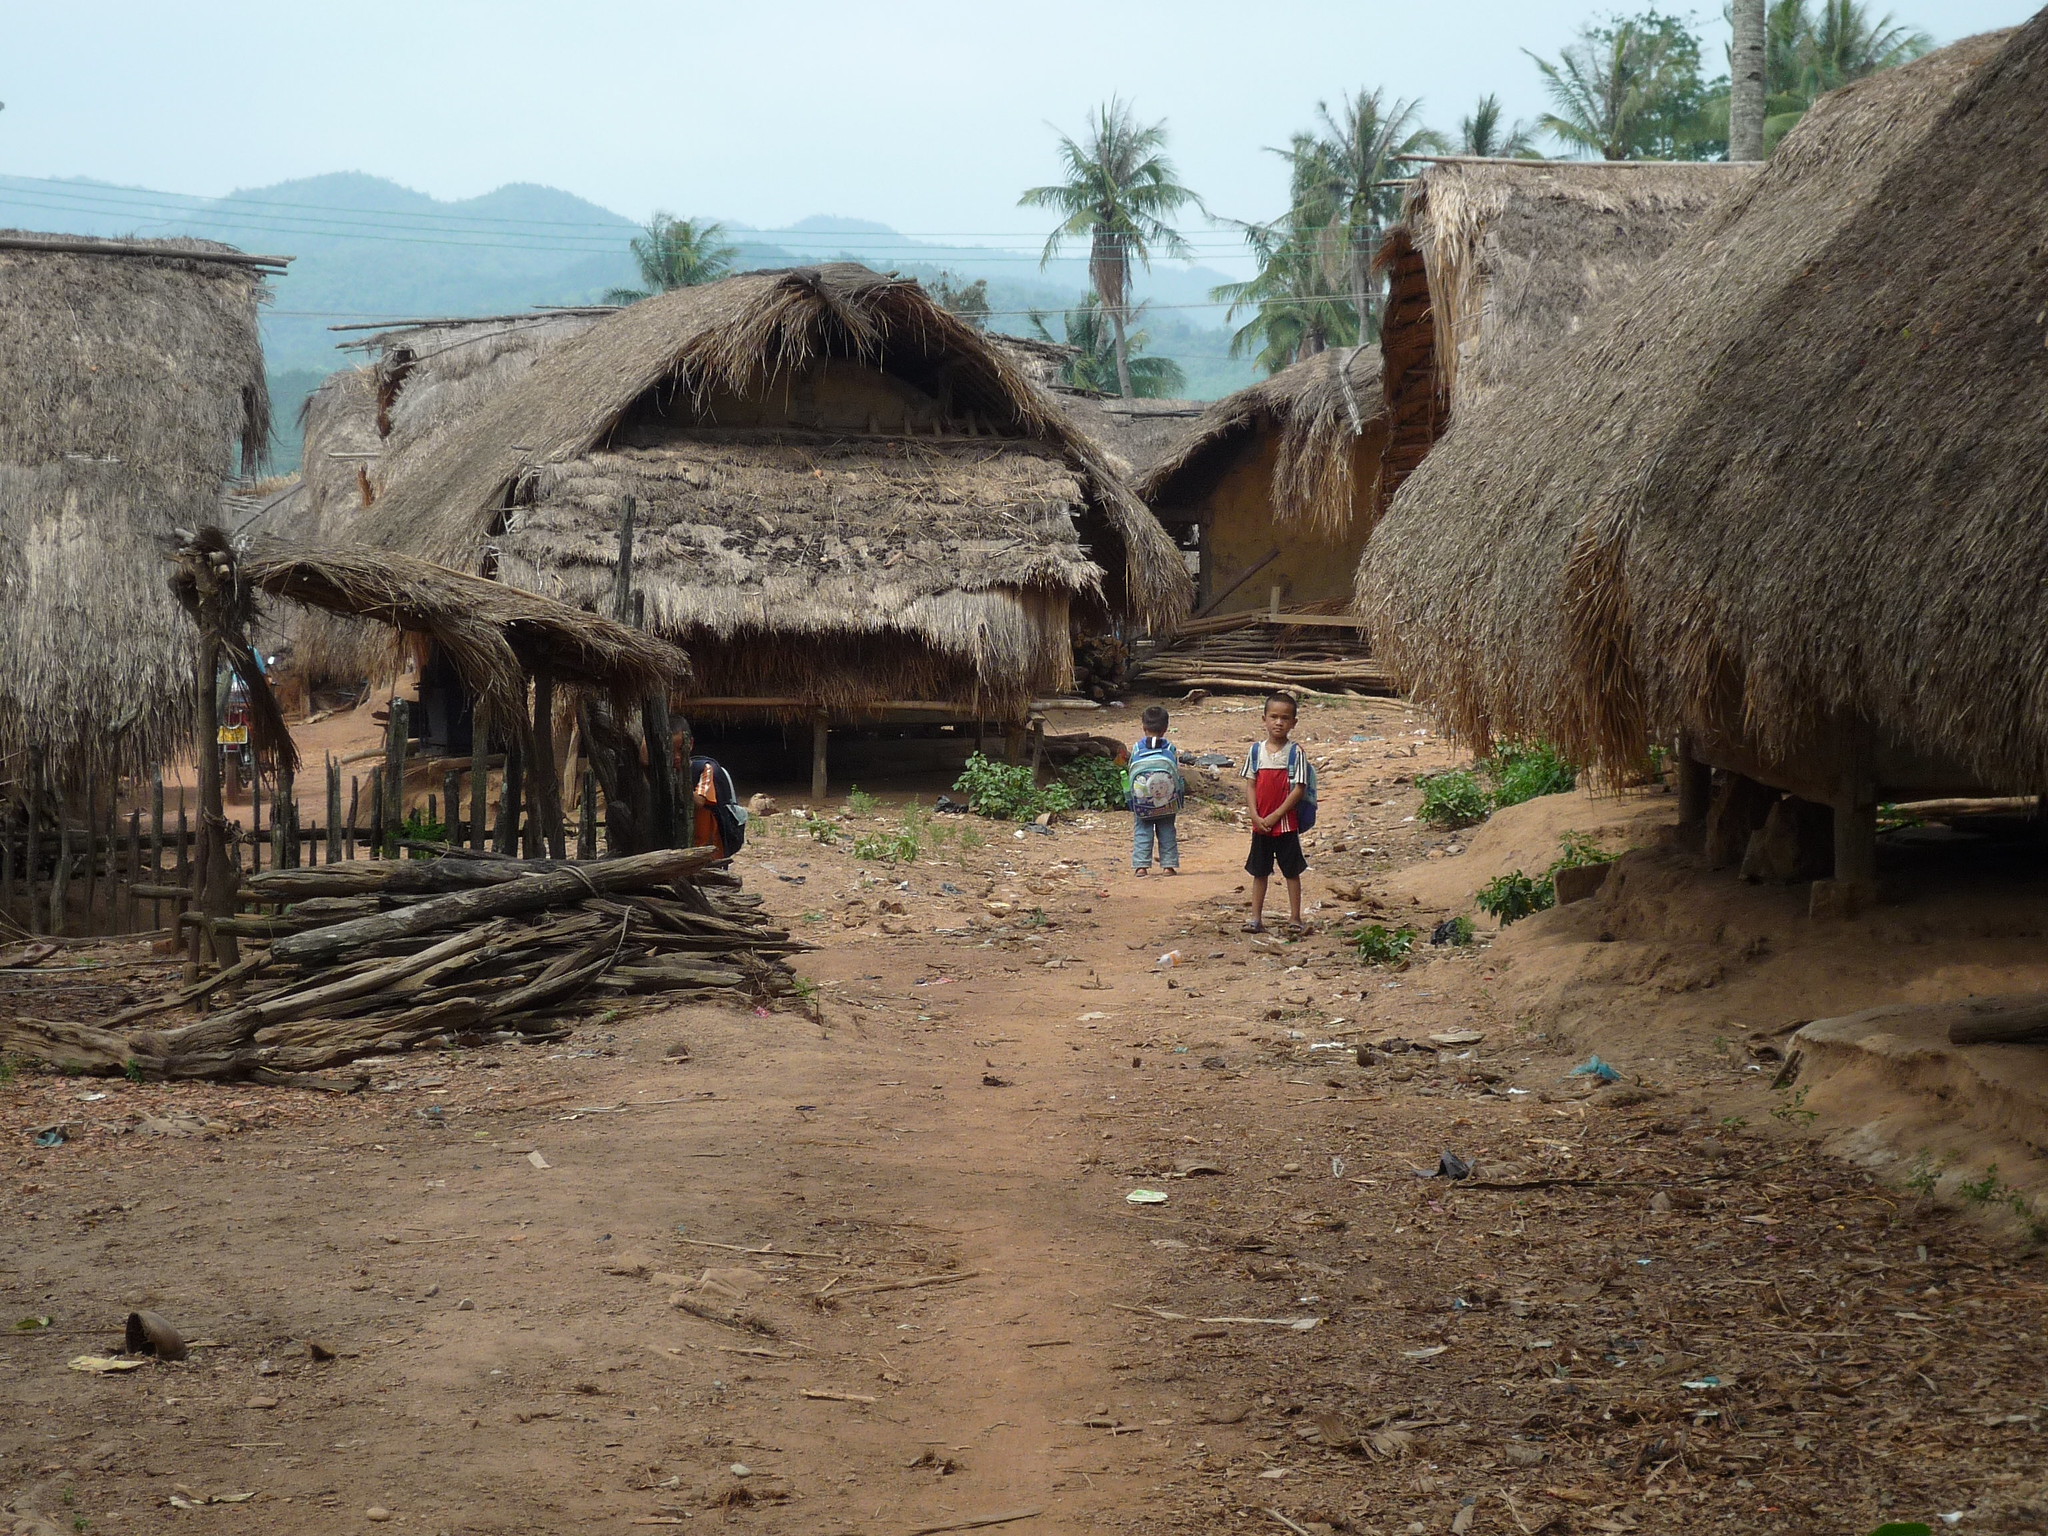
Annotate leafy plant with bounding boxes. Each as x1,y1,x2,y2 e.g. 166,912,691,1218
1431,915,1476,947
1060,754,1128,812
1771,1085,1818,1125
1476,870,1554,925
1868,1524,1934,1536
958,827,986,851
953,753,1075,822
1487,739,1578,809
0,1054,19,1085
1418,770,1489,830
846,786,879,816
1959,1165,2013,1207
1548,830,1616,877
1720,1115,1749,1130
123,1058,145,1083
1353,924,1418,965
1905,1150,1945,1199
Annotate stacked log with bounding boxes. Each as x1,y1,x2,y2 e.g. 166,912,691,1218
0,847,804,1086
1136,616,1392,697
1072,632,1132,702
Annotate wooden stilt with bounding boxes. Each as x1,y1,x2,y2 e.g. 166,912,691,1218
50,797,71,935
497,737,523,857
442,770,460,846
1675,732,1711,847
368,767,385,860
469,706,489,853
150,773,165,930
811,716,829,804
126,808,141,932
82,780,98,926
578,769,597,860
192,637,238,969
326,757,341,865
25,753,43,935
532,669,567,860
383,698,409,851
345,774,359,861
642,687,676,849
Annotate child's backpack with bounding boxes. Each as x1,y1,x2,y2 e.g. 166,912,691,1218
1243,741,1319,832
1290,743,1320,832
1126,738,1184,820
689,755,746,855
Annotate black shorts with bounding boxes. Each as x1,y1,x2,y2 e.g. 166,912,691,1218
1246,831,1307,879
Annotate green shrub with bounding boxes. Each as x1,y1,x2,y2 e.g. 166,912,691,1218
1418,770,1489,830
1353,924,1419,966
1060,754,1127,812
1547,830,1618,880
1485,738,1577,808
1433,915,1476,947
1476,870,1554,925
804,817,840,844
953,753,1076,822
846,786,879,816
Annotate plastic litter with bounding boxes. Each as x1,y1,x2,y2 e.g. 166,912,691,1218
1414,1151,1472,1181
1681,1375,1724,1389
1569,1055,1623,1083
1157,950,1183,967
1126,1189,1170,1205
34,1127,66,1148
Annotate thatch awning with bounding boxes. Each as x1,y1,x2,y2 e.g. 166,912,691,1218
341,263,1188,716
1376,160,1750,507
1359,27,2032,799
1139,346,1386,539
0,231,272,786
243,543,688,717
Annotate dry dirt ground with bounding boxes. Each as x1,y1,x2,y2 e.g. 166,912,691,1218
7,694,2048,1536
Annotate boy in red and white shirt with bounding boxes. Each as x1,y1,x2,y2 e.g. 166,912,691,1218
1239,692,1310,933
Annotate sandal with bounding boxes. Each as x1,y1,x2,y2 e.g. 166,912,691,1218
1241,920,1266,933
1162,867,1180,876
1133,867,1150,877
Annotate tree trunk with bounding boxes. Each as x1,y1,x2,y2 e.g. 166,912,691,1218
1730,0,1767,161
1107,304,1134,399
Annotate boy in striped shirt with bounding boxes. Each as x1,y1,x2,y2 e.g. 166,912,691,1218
1240,692,1310,934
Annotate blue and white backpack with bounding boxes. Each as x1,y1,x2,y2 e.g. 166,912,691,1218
1126,738,1185,821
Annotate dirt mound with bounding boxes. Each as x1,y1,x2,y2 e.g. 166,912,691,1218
1378,785,1674,915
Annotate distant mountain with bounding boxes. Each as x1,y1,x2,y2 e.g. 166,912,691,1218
0,171,1256,469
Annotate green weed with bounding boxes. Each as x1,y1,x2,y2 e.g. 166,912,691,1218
1434,915,1475,946
1418,770,1489,830
1959,1165,2017,1207
1060,754,1128,812
1486,738,1578,808
1905,1150,1946,1199
1770,1085,1818,1125
123,1058,145,1083
0,1054,19,1085
1353,924,1419,966
1547,830,1617,878
1475,870,1554,925
1209,803,1236,823
846,786,879,816
1720,1115,1749,1130
953,753,1075,822
805,818,841,845
958,828,986,851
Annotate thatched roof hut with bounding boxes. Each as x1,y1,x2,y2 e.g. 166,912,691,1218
1376,159,1750,506
0,231,274,785
345,264,1190,721
1359,27,2028,813
1136,346,1386,613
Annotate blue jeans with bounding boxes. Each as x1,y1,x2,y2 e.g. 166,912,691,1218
1134,815,1180,870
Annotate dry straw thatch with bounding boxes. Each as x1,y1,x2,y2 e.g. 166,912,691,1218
1377,158,1748,506
242,542,688,718
1360,27,2037,800
0,232,271,785
1138,345,1387,539
341,264,1189,719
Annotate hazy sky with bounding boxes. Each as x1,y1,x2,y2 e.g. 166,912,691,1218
5,0,2030,266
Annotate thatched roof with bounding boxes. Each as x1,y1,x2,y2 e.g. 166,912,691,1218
1359,28,2032,798
1377,159,1751,506
344,264,1189,716
1058,395,1206,480
0,231,271,785
243,542,688,717
1138,346,1386,538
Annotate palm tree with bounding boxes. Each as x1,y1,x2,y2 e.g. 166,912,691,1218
1730,0,1767,160
1528,20,1678,159
1296,91,1447,339
1020,100,1202,398
604,213,739,304
1457,95,1541,158
1211,219,1360,375
1028,294,1187,398
1750,0,1932,146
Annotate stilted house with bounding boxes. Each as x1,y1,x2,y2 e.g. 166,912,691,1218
1358,27,2029,909
343,264,1190,790
1376,158,1750,509
0,232,278,790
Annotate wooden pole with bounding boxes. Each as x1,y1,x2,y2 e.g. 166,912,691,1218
345,774,359,861
0,792,13,924
533,669,567,860
469,704,490,852
578,768,598,860
82,779,99,927
150,772,165,929
250,773,264,874
192,636,239,969
612,495,637,623
368,766,385,860
126,808,142,932
27,754,45,935
383,698,409,853
811,716,829,804
443,770,461,846
326,757,342,865
642,688,676,849
50,795,71,935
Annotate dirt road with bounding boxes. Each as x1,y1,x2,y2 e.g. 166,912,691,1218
7,697,2046,1536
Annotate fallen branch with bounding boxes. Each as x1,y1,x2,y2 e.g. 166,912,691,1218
904,1511,1045,1536
833,1269,982,1299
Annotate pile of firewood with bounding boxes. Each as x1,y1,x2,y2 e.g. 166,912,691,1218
1072,631,1132,702
0,848,804,1086
1135,616,1392,697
